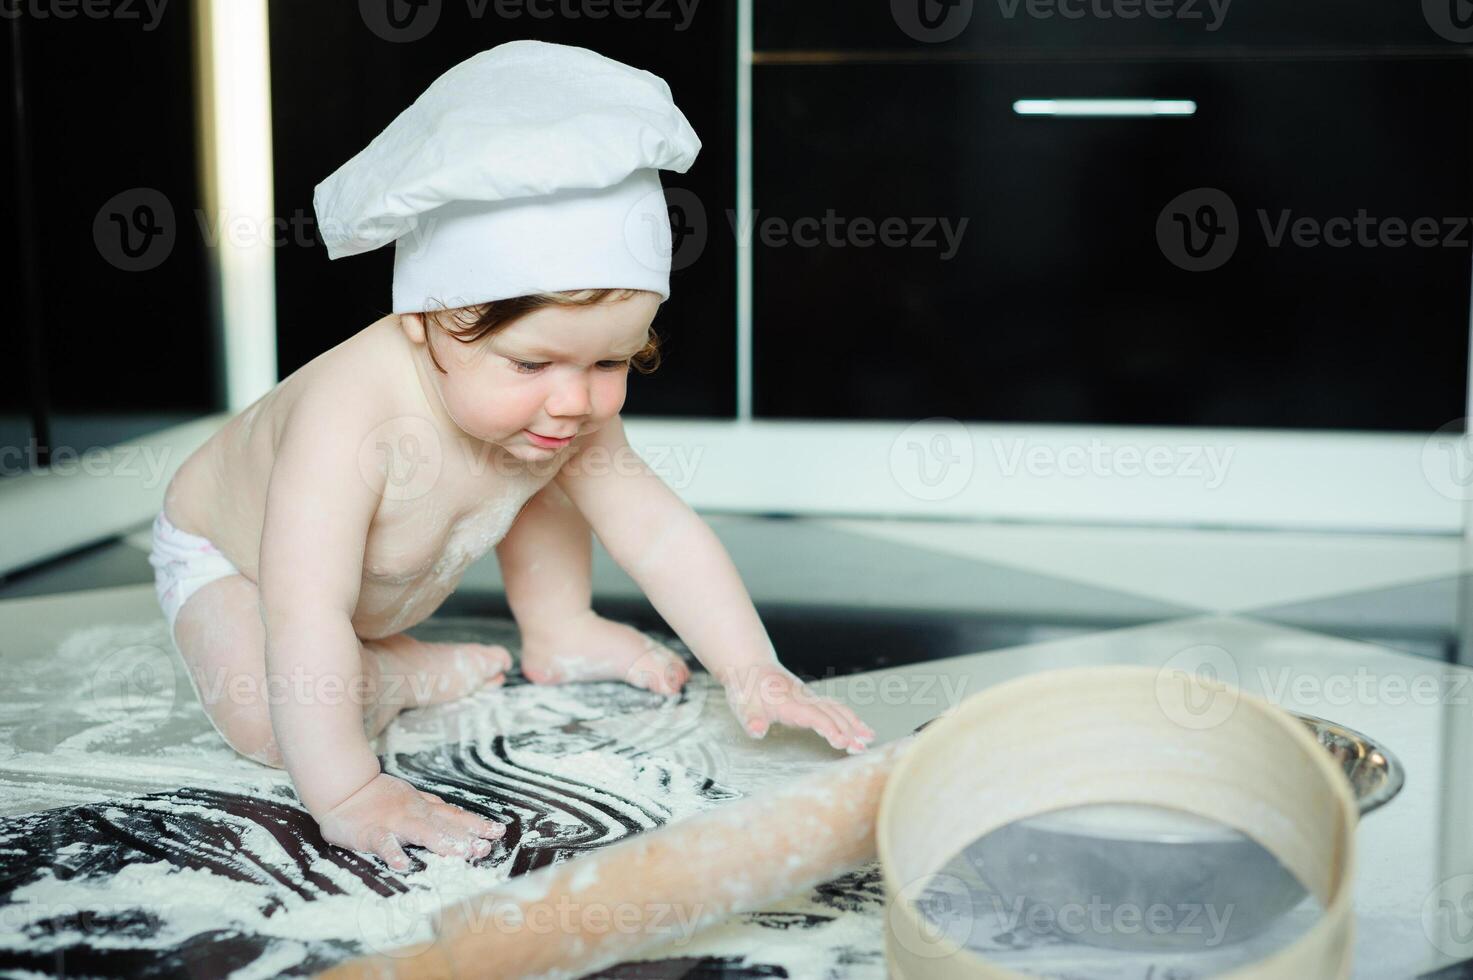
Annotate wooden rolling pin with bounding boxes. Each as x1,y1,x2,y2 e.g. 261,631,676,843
320,737,912,980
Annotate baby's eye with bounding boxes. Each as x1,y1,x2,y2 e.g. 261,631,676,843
510,359,547,374
596,359,631,370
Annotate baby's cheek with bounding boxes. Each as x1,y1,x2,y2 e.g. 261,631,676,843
593,374,628,419
444,380,523,435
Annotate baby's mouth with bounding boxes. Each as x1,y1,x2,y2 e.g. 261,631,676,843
525,429,575,446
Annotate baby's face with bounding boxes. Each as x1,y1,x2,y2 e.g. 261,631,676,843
419,292,659,461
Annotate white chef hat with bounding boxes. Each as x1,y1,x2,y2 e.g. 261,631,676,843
312,39,701,313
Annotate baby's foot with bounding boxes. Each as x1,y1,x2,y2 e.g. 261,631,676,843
519,611,690,695
361,634,511,732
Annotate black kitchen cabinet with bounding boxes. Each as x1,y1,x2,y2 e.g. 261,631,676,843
5,8,213,466
754,0,1458,54
751,53,1472,430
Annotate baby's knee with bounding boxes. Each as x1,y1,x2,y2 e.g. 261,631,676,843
208,703,285,769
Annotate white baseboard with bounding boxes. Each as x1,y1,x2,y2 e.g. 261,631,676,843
1,414,1455,579
622,418,1461,535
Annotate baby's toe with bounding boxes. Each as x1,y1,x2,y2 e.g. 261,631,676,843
454,644,510,690
629,647,689,695
521,658,563,685
653,659,689,695
477,644,512,674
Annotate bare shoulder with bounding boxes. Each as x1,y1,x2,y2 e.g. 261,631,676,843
276,317,418,444
256,320,433,517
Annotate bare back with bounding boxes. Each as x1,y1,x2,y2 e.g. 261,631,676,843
163,315,561,639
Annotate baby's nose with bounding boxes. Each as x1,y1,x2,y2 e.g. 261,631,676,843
549,379,592,416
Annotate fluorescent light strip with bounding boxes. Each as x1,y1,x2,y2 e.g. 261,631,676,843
736,0,753,421
1012,99,1197,117
197,0,278,411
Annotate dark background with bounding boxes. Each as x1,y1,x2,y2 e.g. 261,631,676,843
4,4,213,462
5,0,1470,475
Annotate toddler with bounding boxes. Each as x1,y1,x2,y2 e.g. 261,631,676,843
148,40,873,873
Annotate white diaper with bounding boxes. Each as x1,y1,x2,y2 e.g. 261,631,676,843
147,510,241,640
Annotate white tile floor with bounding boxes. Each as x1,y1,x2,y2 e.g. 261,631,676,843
821,517,1466,613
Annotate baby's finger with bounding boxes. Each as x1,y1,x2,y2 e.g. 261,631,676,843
820,699,874,749
406,816,481,860
368,828,412,873
416,790,502,829
811,699,868,752
434,802,506,843
734,699,771,738
777,701,846,750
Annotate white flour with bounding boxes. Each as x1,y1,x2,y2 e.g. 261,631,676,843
0,614,876,978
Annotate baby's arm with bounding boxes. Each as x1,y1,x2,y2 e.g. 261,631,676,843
258,392,383,812
554,417,874,752
258,392,502,868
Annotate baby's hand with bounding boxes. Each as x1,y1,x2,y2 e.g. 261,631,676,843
318,772,506,872
722,663,876,753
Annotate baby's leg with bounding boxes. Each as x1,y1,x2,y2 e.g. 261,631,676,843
170,575,511,766
496,482,689,695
